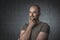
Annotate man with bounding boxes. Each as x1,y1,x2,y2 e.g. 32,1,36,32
18,5,50,40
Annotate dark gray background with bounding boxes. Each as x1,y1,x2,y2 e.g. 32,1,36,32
0,0,60,40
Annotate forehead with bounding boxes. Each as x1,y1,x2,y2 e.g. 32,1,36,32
29,6,39,11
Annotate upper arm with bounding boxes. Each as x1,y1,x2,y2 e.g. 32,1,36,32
20,30,25,37
18,24,28,40
36,32,48,40
19,24,28,37
36,23,50,40
18,30,25,40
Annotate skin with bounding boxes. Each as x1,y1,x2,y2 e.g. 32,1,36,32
18,6,48,40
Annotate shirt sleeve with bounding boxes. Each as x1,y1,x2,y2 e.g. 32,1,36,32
18,23,28,39
40,23,50,34
20,23,28,31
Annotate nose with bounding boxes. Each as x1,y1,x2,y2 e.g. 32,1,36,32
31,13,33,16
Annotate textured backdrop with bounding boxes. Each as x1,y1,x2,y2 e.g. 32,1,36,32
0,0,60,40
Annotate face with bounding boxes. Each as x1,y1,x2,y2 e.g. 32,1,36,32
29,6,40,20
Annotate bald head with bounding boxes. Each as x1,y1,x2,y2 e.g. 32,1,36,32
30,5,40,13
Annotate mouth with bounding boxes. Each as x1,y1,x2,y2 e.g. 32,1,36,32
30,17,36,20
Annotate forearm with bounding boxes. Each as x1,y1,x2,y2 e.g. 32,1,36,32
20,25,32,40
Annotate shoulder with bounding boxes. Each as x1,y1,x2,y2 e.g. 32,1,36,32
20,23,28,30
40,21,50,27
39,21,50,34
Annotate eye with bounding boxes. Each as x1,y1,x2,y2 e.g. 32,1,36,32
34,11,37,13
33,11,38,14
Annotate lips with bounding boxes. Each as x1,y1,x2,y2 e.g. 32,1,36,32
30,16,37,19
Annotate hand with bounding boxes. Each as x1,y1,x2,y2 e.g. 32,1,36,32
28,19,36,28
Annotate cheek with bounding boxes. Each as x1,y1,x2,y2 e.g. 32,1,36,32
34,13,38,17
29,13,32,16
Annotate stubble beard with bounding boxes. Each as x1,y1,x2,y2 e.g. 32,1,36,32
29,16,38,23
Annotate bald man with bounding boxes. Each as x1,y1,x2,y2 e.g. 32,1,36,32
18,5,50,40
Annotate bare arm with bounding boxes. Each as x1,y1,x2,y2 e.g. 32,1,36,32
18,30,25,40
19,19,36,40
36,32,48,40
20,25,32,40
18,19,38,40
36,23,50,40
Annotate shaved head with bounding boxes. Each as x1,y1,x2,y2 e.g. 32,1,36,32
29,5,41,20
30,5,40,13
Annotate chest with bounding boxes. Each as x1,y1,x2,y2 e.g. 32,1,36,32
29,24,43,40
